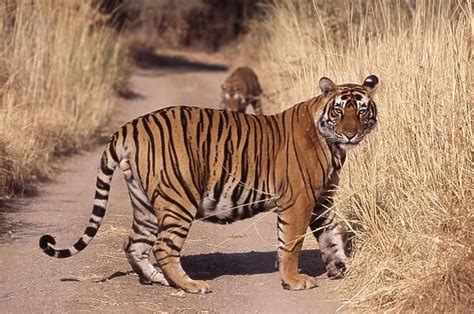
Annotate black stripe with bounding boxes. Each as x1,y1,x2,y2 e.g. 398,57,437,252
100,156,114,175
278,245,291,253
132,119,141,180
162,238,182,252
233,112,242,146
217,112,225,140
277,215,289,226
94,191,108,200
150,114,170,195
96,177,110,191
129,190,154,212
197,109,204,144
162,210,193,225
162,222,189,232
166,228,188,239
145,141,152,188
73,239,87,251
85,226,98,237
180,108,201,194
92,205,106,217
121,124,128,147
155,187,194,222
132,222,146,236
131,238,155,246
204,109,213,174
214,124,234,201
57,250,72,258
310,219,335,238
44,248,56,257
109,138,119,162
142,116,156,177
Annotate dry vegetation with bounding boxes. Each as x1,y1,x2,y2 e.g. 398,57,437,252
0,0,126,196
253,0,472,311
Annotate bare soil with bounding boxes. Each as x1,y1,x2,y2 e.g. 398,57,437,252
0,54,343,313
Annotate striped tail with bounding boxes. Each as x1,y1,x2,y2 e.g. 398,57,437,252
39,140,119,258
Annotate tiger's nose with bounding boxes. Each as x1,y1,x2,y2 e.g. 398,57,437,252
344,131,357,140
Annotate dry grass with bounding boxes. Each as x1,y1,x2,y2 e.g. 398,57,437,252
0,0,126,196
253,0,472,311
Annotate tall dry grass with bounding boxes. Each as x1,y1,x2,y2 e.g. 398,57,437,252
0,0,126,196
254,0,472,311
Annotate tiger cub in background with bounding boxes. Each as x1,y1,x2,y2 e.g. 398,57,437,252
39,75,379,294
220,66,263,114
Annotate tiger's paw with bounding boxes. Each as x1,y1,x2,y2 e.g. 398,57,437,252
139,270,169,286
281,274,318,290
326,259,347,279
180,279,212,294
150,270,170,286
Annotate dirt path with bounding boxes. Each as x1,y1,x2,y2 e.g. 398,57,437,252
0,56,344,313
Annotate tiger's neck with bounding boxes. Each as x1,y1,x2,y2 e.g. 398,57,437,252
273,99,345,194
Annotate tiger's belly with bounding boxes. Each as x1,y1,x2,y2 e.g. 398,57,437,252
197,194,275,224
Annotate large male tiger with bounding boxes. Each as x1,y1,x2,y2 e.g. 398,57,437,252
220,66,263,114
39,75,379,293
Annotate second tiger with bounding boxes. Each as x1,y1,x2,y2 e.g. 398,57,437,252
220,66,263,114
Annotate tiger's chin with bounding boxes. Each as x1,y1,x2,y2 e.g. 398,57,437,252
338,142,360,150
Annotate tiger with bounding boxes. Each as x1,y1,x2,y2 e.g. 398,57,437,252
39,75,379,293
220,66,263,114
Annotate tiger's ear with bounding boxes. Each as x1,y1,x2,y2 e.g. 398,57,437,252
319,77,336,95
362,75,379,94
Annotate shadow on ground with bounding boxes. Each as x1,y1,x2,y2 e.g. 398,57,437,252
132,49,228,73
81,249,326,284
182,249,326,280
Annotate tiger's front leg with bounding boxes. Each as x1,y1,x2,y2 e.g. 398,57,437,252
310,195,347,279
277,197,318,290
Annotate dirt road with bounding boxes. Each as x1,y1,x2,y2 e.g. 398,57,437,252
0,55,343,313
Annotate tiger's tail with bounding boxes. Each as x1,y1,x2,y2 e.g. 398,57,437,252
39,138,120,258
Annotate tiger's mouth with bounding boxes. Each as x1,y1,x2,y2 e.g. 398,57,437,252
334,136,365,150
329,134,364,146
346,137,363,145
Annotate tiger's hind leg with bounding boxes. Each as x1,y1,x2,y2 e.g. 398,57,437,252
123,206,170,286
120,159,169,286
153,204,211,294
123,232,168,286
310,195,347,279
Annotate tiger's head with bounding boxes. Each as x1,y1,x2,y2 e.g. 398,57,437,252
221,84,247,112
316,75,379,150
